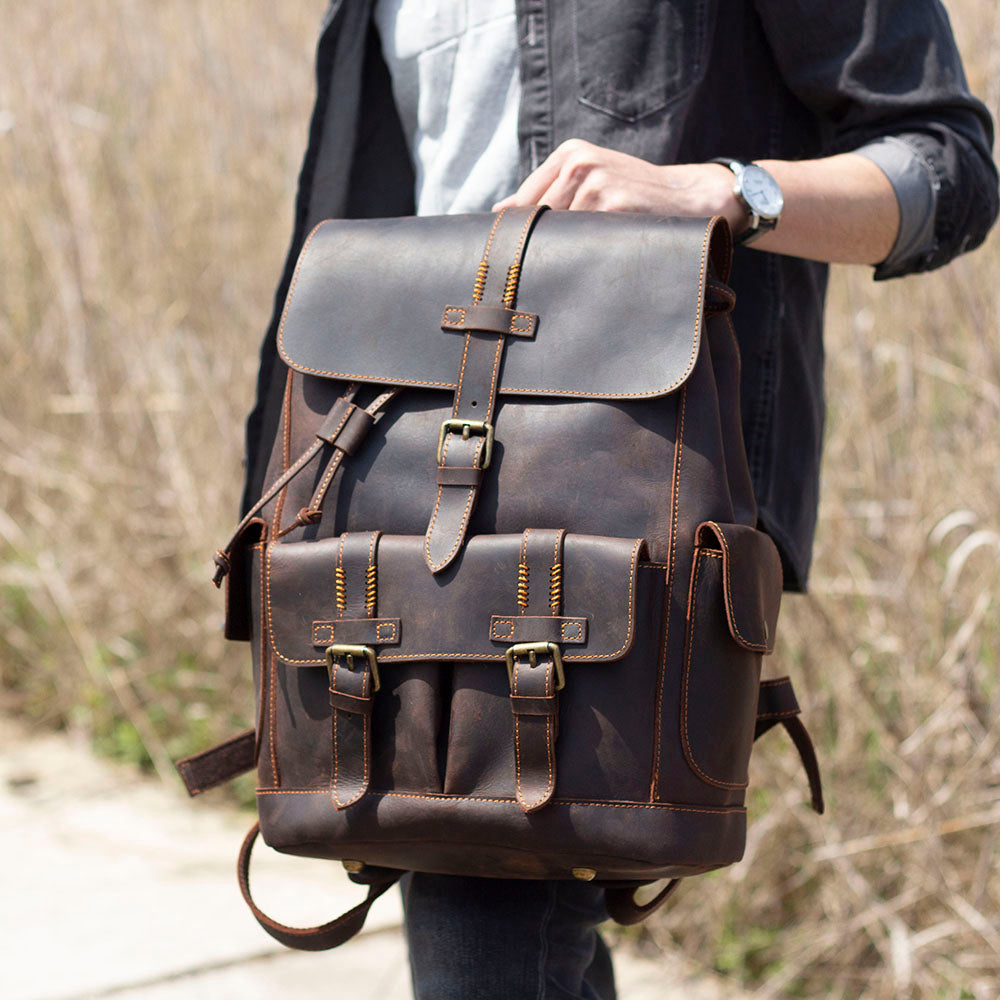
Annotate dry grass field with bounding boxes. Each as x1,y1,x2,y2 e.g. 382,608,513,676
1,3,998,998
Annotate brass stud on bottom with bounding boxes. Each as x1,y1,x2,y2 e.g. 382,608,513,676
342,859,365,873
571,867,597,882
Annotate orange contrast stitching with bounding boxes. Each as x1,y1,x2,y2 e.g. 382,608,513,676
680,550,749,790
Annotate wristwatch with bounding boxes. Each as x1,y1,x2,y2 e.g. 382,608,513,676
711,158,784,245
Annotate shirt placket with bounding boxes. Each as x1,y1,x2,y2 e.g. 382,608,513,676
516,0,555,177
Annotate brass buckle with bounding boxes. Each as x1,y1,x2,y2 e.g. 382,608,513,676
326,644,380,692
505,641,565,691
437,419,495,469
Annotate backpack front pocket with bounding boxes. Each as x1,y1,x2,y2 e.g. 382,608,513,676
680,521,782,789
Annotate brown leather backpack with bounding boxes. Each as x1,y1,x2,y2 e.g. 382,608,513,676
177,206,823,951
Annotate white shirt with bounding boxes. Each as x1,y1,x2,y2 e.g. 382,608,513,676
373,0,522,216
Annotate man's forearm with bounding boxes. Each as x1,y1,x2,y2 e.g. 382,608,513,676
748,154,899,265
493,141,901,268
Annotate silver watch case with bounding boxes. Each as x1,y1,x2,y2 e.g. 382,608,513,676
724,160,784,245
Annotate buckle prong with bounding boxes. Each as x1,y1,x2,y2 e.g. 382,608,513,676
505,641,565,691
437,419,494,468
326,644,380,692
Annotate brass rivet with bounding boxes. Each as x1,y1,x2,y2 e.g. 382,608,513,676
572,867,597,882
342,859,364,873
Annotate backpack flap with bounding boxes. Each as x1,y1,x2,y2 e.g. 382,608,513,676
276,211,726,402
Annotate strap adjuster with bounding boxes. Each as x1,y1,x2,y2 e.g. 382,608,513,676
437,419,495,469
326,644,380,693
505,641,565,691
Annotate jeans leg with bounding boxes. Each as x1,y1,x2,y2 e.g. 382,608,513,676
401,873,616,1000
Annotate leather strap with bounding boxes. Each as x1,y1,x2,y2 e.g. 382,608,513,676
604,878,682,926
328,531,382,810
508,528,565,813
424,206,548,573
755,676,824,814
175,728,256,797
282,389,399,536
212,387,396,585
237,823,400,952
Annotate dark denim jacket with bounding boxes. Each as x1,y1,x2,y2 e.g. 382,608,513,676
243,0,997,590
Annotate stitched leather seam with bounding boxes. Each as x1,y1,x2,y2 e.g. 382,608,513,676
376,621,395,642
756,709,798,719
681,549,749,790
275,219,329,364
272,370,295,533
264,544,280,786
255,789,745,815
519,529,530,613
651,385,687,799
759,678,791,688
483,337,504,424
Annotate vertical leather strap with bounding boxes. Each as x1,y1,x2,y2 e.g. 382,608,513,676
328,531,381,810
509,528,565,813
424,205,548,573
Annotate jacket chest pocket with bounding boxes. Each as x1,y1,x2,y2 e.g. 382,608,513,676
571,0,709,122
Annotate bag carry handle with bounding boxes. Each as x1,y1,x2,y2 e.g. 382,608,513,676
237,823,401,952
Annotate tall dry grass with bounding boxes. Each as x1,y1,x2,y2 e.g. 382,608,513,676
0,2,997,997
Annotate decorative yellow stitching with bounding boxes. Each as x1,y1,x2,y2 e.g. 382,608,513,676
549,563,562,614
502,262,520,308
517,562,530,610
650,386,687,801
365,562,377,618
375,621,397,643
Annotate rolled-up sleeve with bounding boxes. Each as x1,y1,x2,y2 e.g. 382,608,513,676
753,0,998,279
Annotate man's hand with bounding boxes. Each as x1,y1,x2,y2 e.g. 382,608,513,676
492,139,749,234
492,138,901,266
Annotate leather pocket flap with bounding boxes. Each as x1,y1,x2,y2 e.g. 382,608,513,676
266,533,647,667
692,521,782,654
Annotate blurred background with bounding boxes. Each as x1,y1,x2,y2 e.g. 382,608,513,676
1,3,998,998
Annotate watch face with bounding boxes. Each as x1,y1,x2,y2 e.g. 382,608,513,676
740,165,784,219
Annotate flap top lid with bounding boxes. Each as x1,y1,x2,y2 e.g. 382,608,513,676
277,211,730,401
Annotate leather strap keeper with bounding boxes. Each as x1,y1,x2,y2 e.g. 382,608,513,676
490,615,587,644
317,401,375,455
441,304,538,338
330,687,374,715
436,466,484,487
510,693,559,716
312,618,401,647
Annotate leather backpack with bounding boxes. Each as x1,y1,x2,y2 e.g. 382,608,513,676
177,206,823,951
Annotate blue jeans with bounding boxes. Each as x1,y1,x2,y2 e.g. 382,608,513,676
401,874,616,1000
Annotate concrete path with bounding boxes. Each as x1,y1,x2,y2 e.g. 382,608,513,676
0,717,752,999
